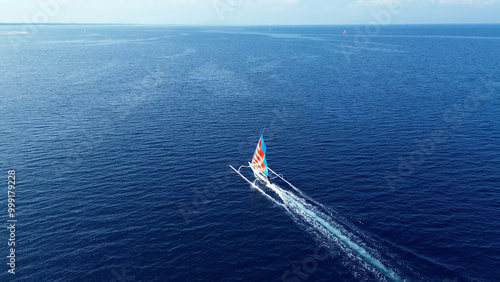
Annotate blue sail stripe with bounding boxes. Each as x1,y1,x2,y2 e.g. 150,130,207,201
260,135,269,175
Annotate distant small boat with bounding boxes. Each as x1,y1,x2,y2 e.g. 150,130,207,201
343,30,346,34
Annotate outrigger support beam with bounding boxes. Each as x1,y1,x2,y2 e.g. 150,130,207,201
229,165,259,189
230,165,281,203
268,167,306,198
268,167,296,188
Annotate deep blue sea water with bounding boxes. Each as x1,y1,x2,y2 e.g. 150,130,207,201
1,24,499,281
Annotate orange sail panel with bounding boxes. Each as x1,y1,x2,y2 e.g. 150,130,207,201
252,135,269,175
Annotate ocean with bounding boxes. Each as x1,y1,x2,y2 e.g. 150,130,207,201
1,24,499,281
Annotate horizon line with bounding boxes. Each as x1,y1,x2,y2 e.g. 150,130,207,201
1,22,499,26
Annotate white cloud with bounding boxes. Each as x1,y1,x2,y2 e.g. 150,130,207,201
354,0,400,6
429,0,497,4
354,0,498,5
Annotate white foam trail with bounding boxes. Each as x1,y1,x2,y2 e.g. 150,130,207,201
269,168,309,198
267,183,403,282
252,184,286,209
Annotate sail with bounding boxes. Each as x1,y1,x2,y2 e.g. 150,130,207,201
252,135,269,175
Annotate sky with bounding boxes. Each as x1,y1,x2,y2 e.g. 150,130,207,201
0,0,499,25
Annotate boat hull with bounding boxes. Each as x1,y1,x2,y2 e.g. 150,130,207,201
249,162,271,185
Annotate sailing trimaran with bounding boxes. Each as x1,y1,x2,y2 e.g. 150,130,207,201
230,135,277,187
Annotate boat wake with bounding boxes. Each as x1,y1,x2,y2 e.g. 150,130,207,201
258,180,406,281
230,135,409,281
